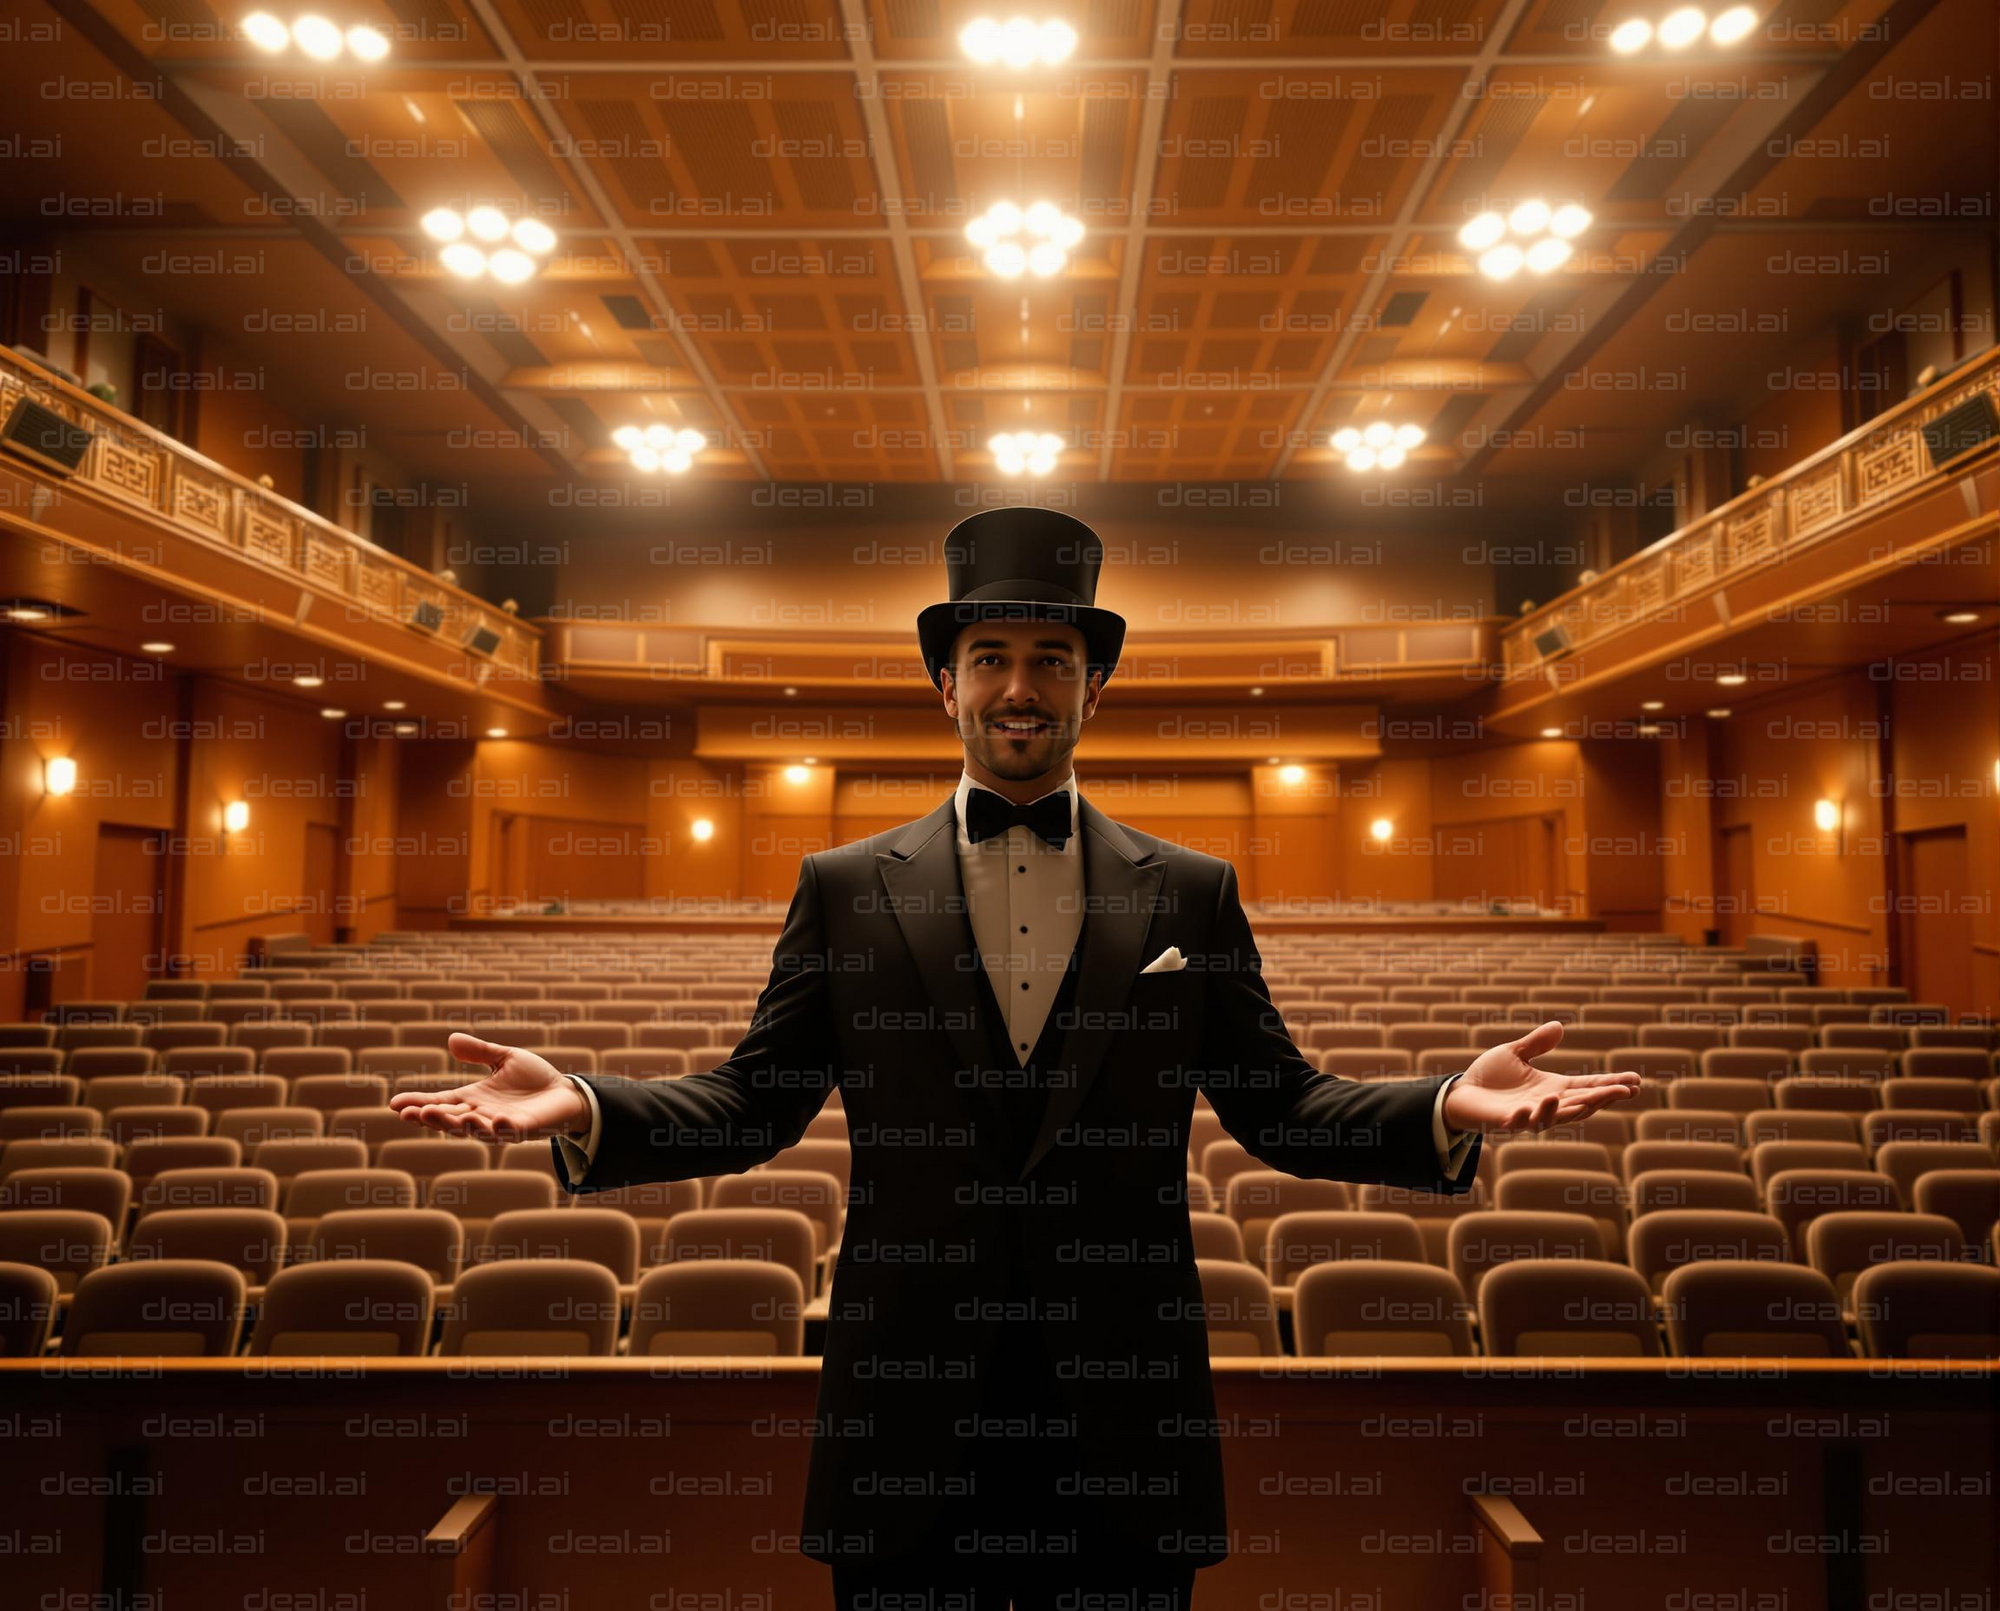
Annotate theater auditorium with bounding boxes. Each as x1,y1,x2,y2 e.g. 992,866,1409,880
0,0,1995,1605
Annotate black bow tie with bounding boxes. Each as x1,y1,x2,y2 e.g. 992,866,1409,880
966,785,1073,848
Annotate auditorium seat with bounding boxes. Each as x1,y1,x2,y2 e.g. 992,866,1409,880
82,1073,183,1113
1193,1259,1281,1356
1800,1048,1897,1083
486,1208,639,1300
0,1261,58,1356
1628,1169,1760,1215
248,1260,436,1356
0,1166,129,1232
1807,1212,1965,1318
122,1136,237,1193
61,1260,246,1357
1638,1108,1741,1145
0,1053,67,1080
1729,1025,1813,1055
1357,1180,1487,1267
1290,1261,1474,1356
1189,1212,1244,1263
1318,1049,1411,1081
0,1107,102,1142
1872,1140,1996,1207
1494,1170,1630,1261
63,1047,155,1083
376,1138,492,1203
438,1260,621,1356
1668,1079,1772,1116
1448,1211,1604,1303
627,1261,807,1357
710,1171,844,1270
431,1170,559,1262
1264,1210,1426,1296
0,1209,114,1298
1912,1172,2000,1259
0,1138,118,1178
283,1168,419,1246
1765,1171,1902,1259
1852,1262,2000,1359
659,1207,817,1298
1911,1027,1995,1051
216,1108,324,1149
136,1166,280,1222
125,1207,289,1295
1478,1259,1659,1357
277,1069,378,1116
1627,1210,1792,1297
1223,1172,1351,1270
308,1208,464,1296
1493,1140,1614,1178
0,1027,59,1051
329,1107,417,1158
1661,1261,1852,1358
358,1047,451,1080
1900,1048,1992,1083
1639,1024,1724,1052
1742,1111,1856,1147
183,1069,278,1111
141,982,208,1003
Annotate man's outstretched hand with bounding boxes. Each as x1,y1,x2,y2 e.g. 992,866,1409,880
385,1032,588,1144
1441,1020,1642,1135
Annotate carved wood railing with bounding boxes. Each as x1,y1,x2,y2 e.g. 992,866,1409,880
0,347,540,681
1500,346,2000,675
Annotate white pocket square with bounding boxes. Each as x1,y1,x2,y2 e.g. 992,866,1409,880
1140,946,1186,974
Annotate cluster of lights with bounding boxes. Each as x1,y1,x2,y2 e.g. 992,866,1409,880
966,201,1084,278
421,207,558,284
242,12,389,59
1610,5,1759,52
1330,421,1426,472
959,15,1077,65
990,431,1064,477
612,424,707,474
1458,200,1591,281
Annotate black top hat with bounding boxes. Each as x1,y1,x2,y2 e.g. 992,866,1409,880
916,508,1127,691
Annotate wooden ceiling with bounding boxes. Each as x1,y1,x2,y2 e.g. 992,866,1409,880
4,0,1990,493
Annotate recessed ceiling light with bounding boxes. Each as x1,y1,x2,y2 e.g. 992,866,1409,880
485,727,508,739
1706,708,1732,719
1540,727,1563,739
293,675,323,688
383,700,406,711
1939,610,1980,624
5,606,52,623
1716,673,1748,687
1641,700,1665,711
320,708,347,719
1637,724,1663,736
393,722,418,736
140,641,175,654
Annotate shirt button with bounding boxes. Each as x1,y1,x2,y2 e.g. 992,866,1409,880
1020,982,1029,990
1016,865,1026,873
1019,925,1027,933
1019,1042,1028,1051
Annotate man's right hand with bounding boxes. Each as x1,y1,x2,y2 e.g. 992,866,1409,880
385,1032,588,1144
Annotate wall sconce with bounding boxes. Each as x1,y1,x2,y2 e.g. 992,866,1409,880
784,765,810,784
1369,818,1395,843
43,757,77,797
1278,764,1304,785
1812,798,1839,832
223,800,250,834
690,819,715,843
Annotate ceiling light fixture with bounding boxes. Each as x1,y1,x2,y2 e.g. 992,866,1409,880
1610,5,1760,52
1330,421,1426,472
966,200,1083,278
959,15,1078,66
242,11,389,59
1460,200,1590,281
990,431,1063,476
612,424,708,475
423,207,558,283
139,642,175,654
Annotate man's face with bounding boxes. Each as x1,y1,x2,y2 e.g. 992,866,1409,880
940,618,1101,785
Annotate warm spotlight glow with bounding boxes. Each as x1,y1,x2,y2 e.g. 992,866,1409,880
383,700,406,711
291,14,342,57
293,674,324,688
1813,798,1839,832
511,218,556,255
223,800,250,833
44,757,77,797
1478,244,1525,281
1540,727,1563,739
465,206,511,243
1278,764,1304,785
690,818,715,842
1457,212,1506,251
242,11,289,50
1524,237,1573,274
1548,203,1593,238
1508,199,1552,237
1941,610,1980,624
1706,708,1732,719
1369,818,1395,843
1716,672,1748,686
1609,17,1651,51
1659,6,1707,47
1709,4,1758,41
140,641,175,654
420,207,464,242
440,242,486,278
1642,700,1665,711
320,709,346,719
785,765,810,785
487,248,535,285
486,727,508,739
345,24,389,59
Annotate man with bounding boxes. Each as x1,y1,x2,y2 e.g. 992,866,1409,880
391,507,1641,1609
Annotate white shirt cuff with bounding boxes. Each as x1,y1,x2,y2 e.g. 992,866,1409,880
552,1073,602,1187
1432,1073,1476,1178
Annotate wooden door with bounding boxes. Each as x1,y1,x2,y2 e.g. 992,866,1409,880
302,821,340,946
91,825,166,1001
1717,824,1756,946
1899,827,1973,1016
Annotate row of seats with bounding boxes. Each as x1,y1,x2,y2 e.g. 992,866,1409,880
7,1241,1993,1361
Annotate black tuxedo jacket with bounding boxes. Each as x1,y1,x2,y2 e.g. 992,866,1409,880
556,792,1482,1565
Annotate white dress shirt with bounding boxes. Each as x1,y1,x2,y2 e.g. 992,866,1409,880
554,770,1477,1183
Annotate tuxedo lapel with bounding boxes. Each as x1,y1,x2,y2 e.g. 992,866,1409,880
875,795,992,1081
1016,796,1165,1181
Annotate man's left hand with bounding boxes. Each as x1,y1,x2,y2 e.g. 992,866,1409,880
1442,1019,1642,1134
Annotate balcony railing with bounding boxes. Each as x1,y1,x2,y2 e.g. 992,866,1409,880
1500,345,2000,675
0,348,540,681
